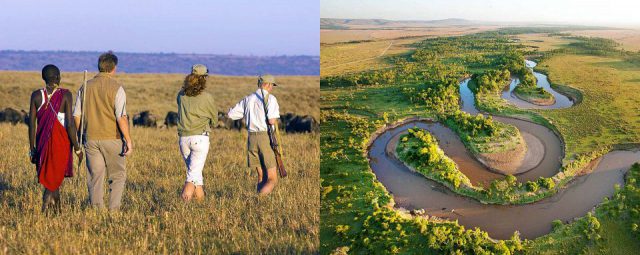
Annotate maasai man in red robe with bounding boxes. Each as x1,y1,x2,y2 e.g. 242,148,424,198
28,64,82,214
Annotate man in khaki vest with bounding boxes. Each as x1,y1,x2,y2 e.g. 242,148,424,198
73,51,133,211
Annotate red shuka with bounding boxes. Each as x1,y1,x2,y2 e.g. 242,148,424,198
35,88,73,191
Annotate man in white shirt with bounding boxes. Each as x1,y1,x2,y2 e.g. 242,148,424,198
228,74,280,195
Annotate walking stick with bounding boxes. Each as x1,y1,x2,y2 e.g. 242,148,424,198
77,70,87,170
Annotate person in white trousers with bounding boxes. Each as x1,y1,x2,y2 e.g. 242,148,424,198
176,64,217,201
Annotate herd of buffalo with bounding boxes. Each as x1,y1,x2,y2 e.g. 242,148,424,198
0,107,319,133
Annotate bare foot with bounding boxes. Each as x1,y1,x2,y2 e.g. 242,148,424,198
258,178,278,195
182,182,196,202
258,167,278,195
194,185,205,201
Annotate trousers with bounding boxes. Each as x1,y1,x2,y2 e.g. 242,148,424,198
85,139,126,210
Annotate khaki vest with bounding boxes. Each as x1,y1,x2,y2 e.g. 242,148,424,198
84,73,122,140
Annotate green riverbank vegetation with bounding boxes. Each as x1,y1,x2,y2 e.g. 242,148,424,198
396,127,556,204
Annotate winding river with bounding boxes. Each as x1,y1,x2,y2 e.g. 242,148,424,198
501,60,573,109
368,61,640,239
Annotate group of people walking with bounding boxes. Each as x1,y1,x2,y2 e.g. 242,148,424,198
28,52,284,212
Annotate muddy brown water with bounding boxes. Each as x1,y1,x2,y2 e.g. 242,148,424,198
368,69,640,239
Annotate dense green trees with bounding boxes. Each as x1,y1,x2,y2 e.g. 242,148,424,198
526,181,539,192
473,69,511,94
397,128,470,189
353,206,523,254
494,51,537,87
320,69,399,87
598,163,640,240
443,110,496,137
403,78,460,113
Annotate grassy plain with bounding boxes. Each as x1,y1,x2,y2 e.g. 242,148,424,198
320,37,427,77
321,26,503,77
0,73,319,254
568,29,640,51
535,54,640,157
320,26,498,44
514,33,577,51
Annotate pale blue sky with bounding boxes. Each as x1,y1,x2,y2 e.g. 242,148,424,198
321,0,640,27
0,0,319,55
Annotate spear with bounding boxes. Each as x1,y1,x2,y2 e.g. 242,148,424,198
77,70,87,170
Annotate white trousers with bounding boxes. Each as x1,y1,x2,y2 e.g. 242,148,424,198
179,135,210,186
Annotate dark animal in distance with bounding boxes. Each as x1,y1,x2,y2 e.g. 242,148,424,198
132,111,158,127
164,111,179,128
0,108,27,125
157,111,318,133
280,113,319,133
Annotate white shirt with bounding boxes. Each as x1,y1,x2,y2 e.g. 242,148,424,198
228,89,280,132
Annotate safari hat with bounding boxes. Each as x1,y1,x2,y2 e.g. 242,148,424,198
258,74,278,86
191,64,208,75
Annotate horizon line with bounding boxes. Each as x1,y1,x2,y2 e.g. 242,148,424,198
0,49,320,58
320,17,638,28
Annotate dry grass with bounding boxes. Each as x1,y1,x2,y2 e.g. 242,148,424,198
320,26,500,76
513,33,578,51
321,41,393,76
0,71,320,121
568,29,640,51
320,37,425,76
0,73,319,254
321,26,499,44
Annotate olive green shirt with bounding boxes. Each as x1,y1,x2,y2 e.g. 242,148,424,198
177,91,217,137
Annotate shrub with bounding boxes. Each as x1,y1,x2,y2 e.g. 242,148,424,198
538,177,555,190
582,212,601,241
552,220,563,230
526,181,539,192
335,225,350,237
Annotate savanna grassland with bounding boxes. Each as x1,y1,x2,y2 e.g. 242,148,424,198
320,26,498,44
0,72,320,121
567,29,640,51
0,73,319,254
514,33,578,51
320,38,424,77
321,25,640,254
535,54,640,156
319,21,500,77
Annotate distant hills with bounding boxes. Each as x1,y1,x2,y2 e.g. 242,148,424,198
0,50,319,75
320,18,476,29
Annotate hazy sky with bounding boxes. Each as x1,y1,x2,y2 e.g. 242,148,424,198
0,0,319,56
321,0,640,27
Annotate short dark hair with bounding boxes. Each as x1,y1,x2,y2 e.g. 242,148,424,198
98,51,118,72
41,64,60,85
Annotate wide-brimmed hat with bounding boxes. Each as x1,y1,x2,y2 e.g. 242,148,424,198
258,74,278,86
191,64,208,75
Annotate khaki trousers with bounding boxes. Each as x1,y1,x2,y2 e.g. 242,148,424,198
85,139,126,210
